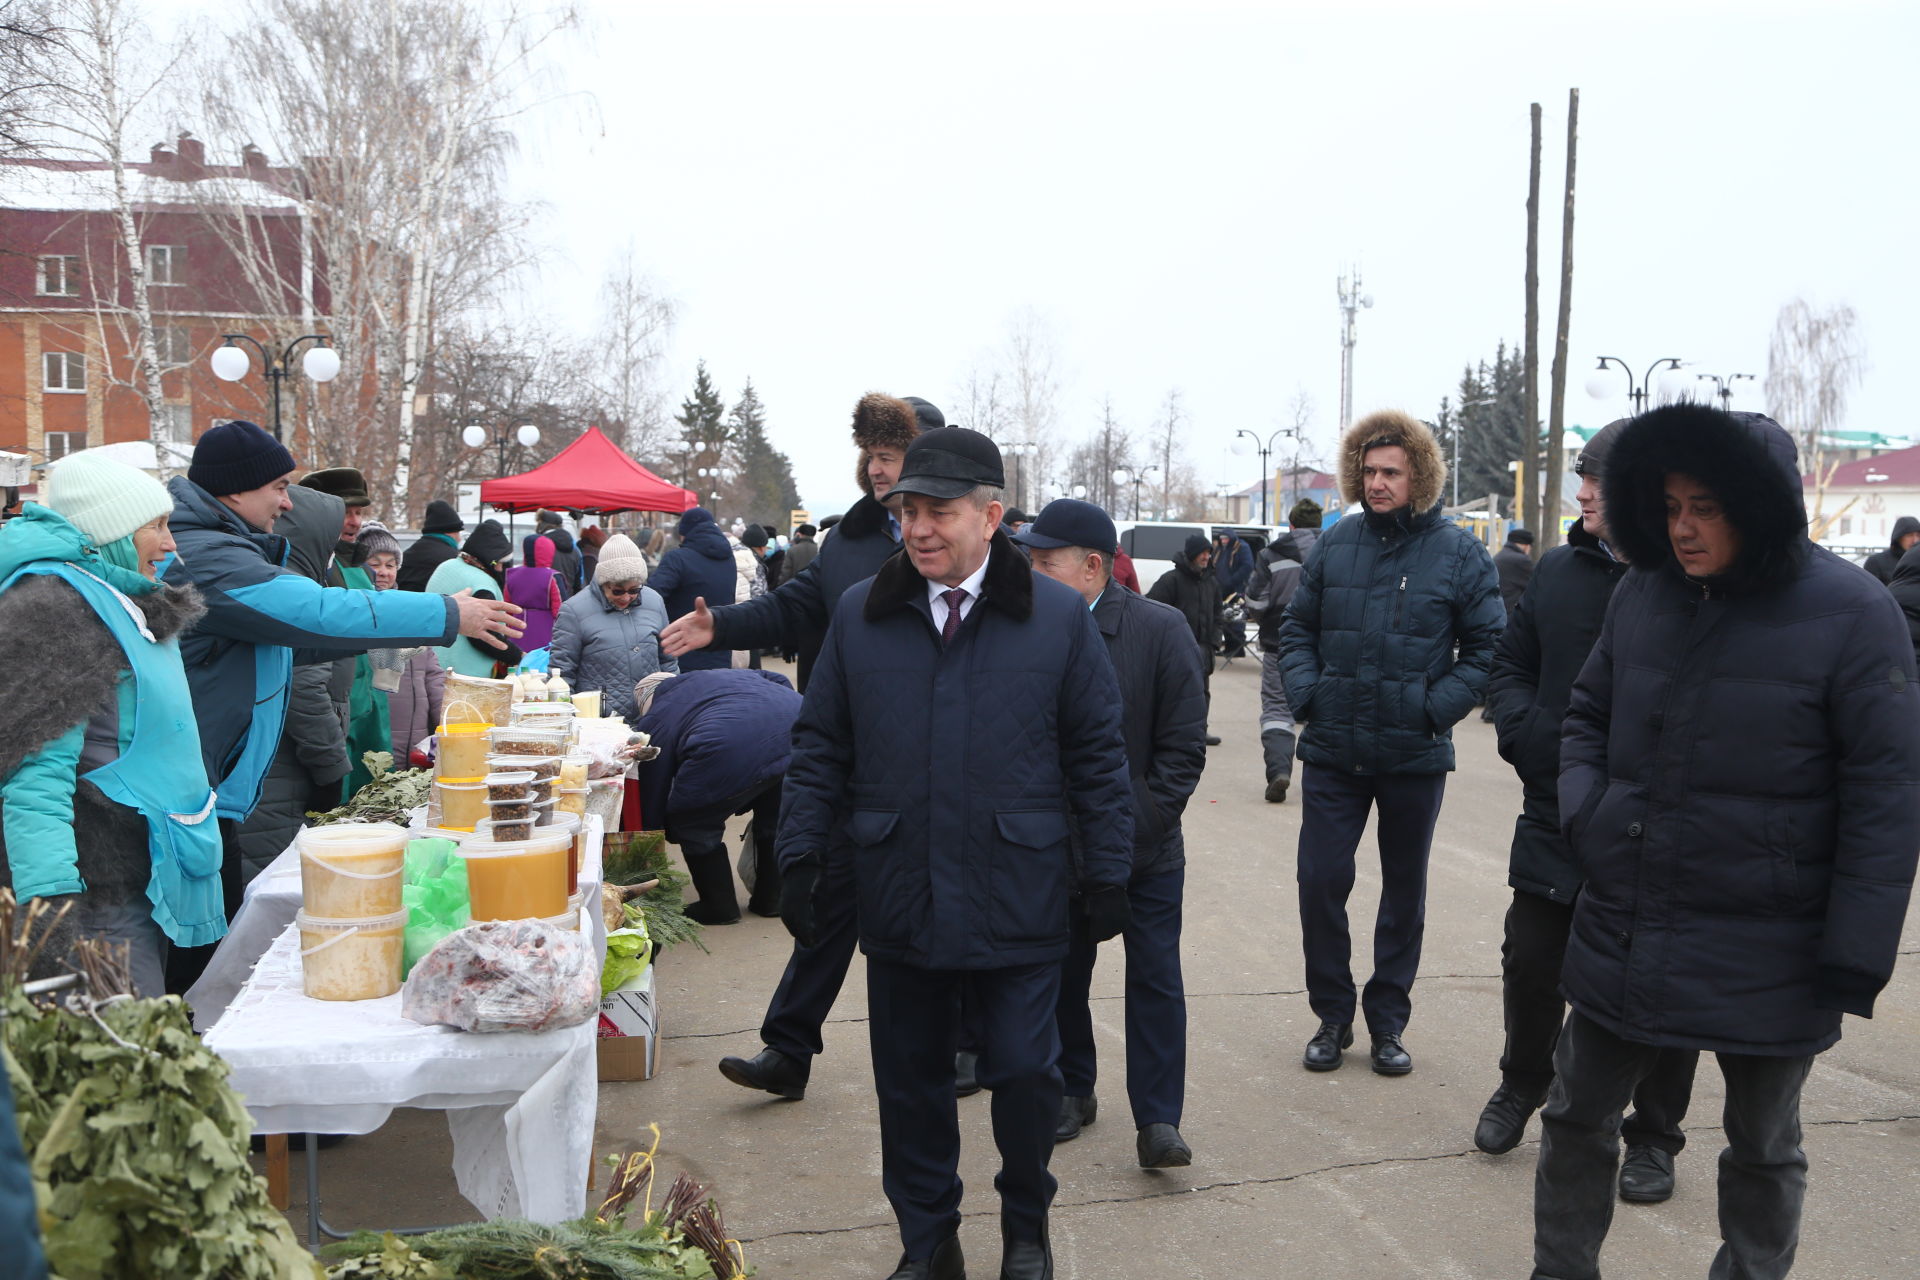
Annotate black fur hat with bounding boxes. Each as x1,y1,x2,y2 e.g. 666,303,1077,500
1602,404,1805,591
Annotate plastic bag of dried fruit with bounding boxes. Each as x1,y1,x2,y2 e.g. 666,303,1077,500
401,918,598,1033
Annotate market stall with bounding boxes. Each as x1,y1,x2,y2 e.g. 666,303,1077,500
479,426,697,515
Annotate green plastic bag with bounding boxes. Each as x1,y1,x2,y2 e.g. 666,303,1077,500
402,837,470,975
601,925,652,996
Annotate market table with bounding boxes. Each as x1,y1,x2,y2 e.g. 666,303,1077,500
196,817,609,1239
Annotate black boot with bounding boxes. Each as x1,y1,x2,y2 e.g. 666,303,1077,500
681,845,740,924
999,1222,1051,1280
954,1051,981,1098
1473,1083,1546,1154
1055,1094,1096,1142
717,1046,809,1099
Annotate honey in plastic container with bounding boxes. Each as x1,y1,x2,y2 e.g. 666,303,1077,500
546,812,583,889
436,722,492,779
297,823,406,918
434,780,488,831
297,908,406,1000
463,828,571,920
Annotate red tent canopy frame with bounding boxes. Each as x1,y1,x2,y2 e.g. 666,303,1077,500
479,426,696,515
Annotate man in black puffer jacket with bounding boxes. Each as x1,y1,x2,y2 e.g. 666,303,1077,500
1278,409,1503,1077
1147,534,1223,744
1886,542,1920,662
1473,420,1699,1203
1244,499,1321,801
1860,513,1919,584
1532,404,1920,1280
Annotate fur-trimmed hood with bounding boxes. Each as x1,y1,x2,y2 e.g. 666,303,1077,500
1602,404,1806,592
863,530,1033,625
1338,409,1447,514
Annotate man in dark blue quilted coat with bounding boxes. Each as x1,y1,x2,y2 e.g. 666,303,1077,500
1531,404,1920,1280
777,428,1134,1280
1278,409,1504,1077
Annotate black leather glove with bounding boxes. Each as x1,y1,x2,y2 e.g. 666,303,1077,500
1081,885,1131,944
780,861,823,949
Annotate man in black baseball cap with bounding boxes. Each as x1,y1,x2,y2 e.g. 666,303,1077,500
1017,499,1207,1170
778,433,1135,1279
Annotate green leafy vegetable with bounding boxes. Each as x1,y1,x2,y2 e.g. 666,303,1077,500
601,928,652,996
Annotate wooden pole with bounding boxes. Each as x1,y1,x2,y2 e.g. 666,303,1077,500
1545,89,1580,549
1522,103,1543,543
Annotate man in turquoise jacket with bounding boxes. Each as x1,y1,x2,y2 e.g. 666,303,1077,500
162,422,522,949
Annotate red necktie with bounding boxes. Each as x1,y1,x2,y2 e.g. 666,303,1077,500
941,588,969,645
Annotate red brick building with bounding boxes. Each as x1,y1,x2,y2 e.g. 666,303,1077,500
0,135,326,491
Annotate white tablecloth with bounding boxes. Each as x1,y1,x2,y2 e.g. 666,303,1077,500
197,816,607,1223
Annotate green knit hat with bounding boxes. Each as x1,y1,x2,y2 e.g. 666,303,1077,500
1287,498,1323,529
45,450,173,545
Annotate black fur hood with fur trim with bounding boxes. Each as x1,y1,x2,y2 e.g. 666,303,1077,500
1602,405,1806,593
1339,409,1447,515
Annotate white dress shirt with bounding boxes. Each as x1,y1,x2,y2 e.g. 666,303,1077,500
927,552,992,635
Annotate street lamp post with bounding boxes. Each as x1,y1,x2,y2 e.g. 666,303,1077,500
993,440,1038,512
1584,355,1689,415
1231,427,1298,525
1447,394,1497,510
1693,371,1757,411
1111,466,1161,521
461,421,541,477
209,333,341,442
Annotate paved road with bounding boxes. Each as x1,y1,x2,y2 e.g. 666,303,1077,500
298,656,1920,1278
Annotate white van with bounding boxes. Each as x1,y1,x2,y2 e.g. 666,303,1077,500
1115,520,1282,597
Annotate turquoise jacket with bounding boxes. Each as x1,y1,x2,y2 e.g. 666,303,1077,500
0,506,226,946
426,555,510,678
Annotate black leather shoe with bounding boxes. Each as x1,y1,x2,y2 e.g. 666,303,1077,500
1473,1083,1545,1154
1264,775,1289,803
746,895,781,918
1302,1021,1354,1071
1370,1032,1413,1075
717,1046,808,1100
886,1231,965,1280
955,1051,981,1097
683,900,741,925
1204,734,1223,746
999,1225,1051,1280
1618,1145,1675,1203
1136,1122,1192,1168
1055,1093,1096,1142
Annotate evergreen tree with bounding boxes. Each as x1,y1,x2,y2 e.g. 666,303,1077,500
726,378,801,525
674,360,730,504
1445,342,1534,515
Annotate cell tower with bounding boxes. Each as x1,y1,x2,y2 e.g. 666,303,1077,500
1337,269,1373,430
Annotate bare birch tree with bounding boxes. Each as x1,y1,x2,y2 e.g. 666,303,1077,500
1766,297,1865,537
591,250,676,459
200,0,576,517
1146,388,1184,516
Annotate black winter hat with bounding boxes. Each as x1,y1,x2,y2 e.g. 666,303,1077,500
1507,528,1535,545
903,396,945,434
1287,499,1323,528
1183,533,1210,562
422,499,464,534
795,522,816,537
300,467,372,507
1575,418,1631,481
461,519,512,567
889,427,1004,501
188,419,297,497
740,524,768,548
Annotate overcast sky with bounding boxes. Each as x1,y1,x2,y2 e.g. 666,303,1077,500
165,0,1920,518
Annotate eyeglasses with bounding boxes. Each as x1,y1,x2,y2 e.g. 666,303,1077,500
604,584,642,598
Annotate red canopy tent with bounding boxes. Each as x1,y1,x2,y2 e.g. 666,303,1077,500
479,426,696,515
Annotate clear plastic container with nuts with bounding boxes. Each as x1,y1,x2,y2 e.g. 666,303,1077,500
488,753,561,781
484,770,535,802
488,725,567,757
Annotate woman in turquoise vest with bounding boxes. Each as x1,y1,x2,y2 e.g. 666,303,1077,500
0,452,224,997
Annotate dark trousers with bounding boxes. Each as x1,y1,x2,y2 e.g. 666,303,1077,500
1295,764,1445,1034
165,816,243,995
1534,1011,1814,1280
1056,868,1186,1128
674,778,782,920
867,957,1063,1259
759,860,860,1069
1501,890,1698,1152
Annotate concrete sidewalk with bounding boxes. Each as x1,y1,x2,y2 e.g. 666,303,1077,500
284,656,1920,1278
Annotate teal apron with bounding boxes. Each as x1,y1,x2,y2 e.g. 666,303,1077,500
3,562,227,947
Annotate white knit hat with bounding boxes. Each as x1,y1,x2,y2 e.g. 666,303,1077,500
594,533,649,586
45,451,173,545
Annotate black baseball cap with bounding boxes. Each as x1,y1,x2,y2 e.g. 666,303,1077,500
887,427,1005,501
1014,499,1117,554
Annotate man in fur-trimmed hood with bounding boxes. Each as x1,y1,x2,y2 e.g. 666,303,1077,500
1276,409,1504,1077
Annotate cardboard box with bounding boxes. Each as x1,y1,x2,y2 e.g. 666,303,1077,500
596,966,656,1081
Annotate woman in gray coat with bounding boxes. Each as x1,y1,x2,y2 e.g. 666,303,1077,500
551,533,677,727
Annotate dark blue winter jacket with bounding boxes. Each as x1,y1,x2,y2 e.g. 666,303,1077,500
647,506,737,671
777,533,1135,970
164,477,458,820
1560,406,1920,1056
707,494,899,691
635,668,800,838
1278,503,1504,775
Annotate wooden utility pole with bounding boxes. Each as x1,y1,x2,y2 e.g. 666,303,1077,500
1522,103,1543,544
1544,89,1580,550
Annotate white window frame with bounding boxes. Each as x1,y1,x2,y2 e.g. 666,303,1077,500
43,351,86,393
44,431,87,461
156,403,192,445
147,244,185,286
36,255,80,297
153,324,192,366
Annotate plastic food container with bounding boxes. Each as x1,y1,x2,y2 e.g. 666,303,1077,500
512,701,575,725
529,777,555,804
444,674,513,726
297,908,406,1000
489,725,567,757
462,829,571,920
531,797,558,827
485,771,535,802
546,813,584,888
433,780,488,831
487,794,533,822
476,817,532,842
297,823,406,918
488,753,561,780
435,722,492,779
411,825,473,844
571,689,601,719
557,754,591,788
554,786,588,818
